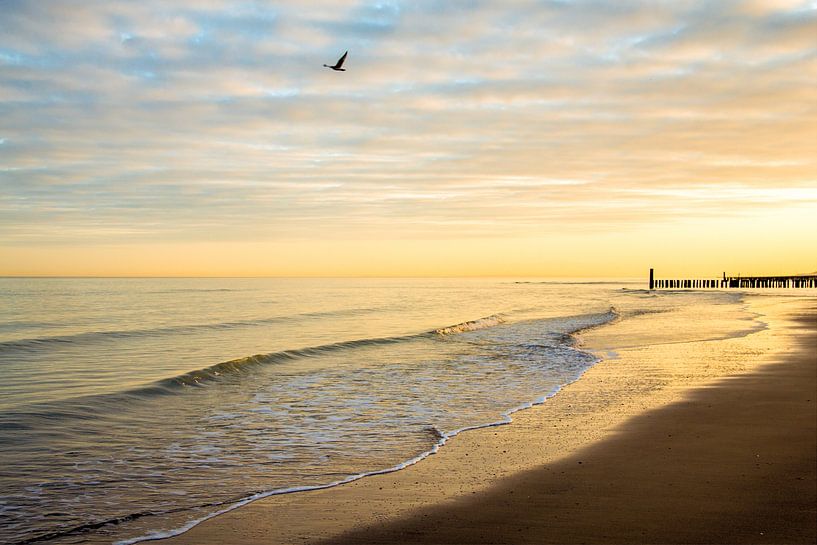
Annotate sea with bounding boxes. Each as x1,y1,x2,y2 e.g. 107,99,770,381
0,277,768,544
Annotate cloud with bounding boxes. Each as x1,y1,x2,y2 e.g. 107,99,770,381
1,0,815,254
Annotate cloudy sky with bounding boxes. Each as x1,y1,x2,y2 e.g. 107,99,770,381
1,0,815,276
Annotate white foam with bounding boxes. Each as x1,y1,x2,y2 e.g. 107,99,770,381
116,312,619,545
434,314,505,335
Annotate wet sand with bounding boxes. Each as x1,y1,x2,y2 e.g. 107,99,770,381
162,296,816,545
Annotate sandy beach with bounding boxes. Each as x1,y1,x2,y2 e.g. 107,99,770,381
6,3,817,543
160,295,816,545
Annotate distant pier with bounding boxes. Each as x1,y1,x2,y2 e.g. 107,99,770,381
649,268,817,290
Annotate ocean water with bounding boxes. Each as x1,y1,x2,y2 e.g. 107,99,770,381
0,278,764,544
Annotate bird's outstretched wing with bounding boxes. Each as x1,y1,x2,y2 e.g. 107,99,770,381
335,51,348,68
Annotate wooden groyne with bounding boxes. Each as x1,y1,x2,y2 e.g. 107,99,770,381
649,268,817,290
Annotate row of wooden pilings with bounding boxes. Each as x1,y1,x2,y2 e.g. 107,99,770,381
649,269,817,290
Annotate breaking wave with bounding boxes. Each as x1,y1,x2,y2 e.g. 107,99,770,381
434,314,505,335
114,314,516,393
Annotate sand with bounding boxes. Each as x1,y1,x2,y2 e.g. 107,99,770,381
160,295,816,545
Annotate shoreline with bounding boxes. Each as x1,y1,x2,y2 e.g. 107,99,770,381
117,309,619,545
159,294,816,545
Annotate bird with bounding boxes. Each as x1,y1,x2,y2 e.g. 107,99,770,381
323,51,348,71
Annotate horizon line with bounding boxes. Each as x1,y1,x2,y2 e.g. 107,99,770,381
0,274,646,280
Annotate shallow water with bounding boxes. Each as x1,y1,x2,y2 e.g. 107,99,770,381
0,278,766,544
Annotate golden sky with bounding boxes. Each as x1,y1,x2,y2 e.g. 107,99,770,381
1,1,815,277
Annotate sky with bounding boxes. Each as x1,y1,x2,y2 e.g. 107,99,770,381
1,0,816,277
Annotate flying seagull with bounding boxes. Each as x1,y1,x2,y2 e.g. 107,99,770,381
323,51,348,71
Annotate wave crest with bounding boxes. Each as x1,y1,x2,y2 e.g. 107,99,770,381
433,314,505,335
148,335,419,393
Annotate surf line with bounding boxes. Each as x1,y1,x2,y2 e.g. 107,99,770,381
116,309,620,545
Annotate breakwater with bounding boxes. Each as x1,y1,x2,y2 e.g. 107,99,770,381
649,269,817,289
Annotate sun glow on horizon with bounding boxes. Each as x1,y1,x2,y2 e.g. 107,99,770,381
1,1,815,277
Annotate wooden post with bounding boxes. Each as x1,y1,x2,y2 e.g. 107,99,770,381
649,268,654,290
